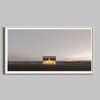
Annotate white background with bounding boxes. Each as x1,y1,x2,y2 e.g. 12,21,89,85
0,0,98,100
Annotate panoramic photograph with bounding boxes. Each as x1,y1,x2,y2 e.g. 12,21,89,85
5,27,93,74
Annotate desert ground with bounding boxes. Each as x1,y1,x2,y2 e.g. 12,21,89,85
8,61,91,71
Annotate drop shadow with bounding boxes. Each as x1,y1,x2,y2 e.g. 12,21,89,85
3,27,5,74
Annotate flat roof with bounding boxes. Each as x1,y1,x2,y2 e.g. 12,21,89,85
43,56,56,58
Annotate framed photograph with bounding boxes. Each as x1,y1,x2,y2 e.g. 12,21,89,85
4,26,94,74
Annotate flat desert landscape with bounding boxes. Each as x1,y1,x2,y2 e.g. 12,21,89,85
8,61,91,71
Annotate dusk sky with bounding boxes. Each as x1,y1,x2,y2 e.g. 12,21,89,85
8,29,91,61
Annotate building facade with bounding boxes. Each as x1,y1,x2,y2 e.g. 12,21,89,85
43,56,56,65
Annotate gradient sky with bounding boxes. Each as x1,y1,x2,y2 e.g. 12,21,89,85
8,29,91,61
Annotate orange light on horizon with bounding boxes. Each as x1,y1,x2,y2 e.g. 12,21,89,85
57,56,91,61
67,57,91,61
